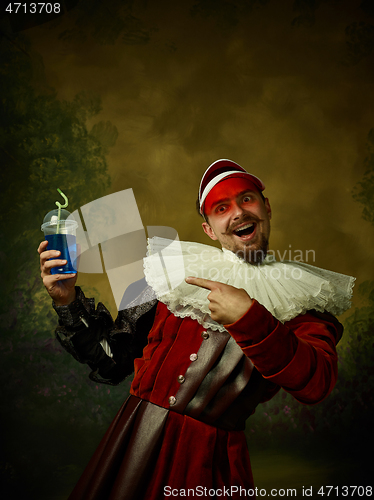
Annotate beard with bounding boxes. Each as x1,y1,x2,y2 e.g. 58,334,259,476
232,233,269,265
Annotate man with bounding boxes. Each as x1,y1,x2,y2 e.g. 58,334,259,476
38,159,354,499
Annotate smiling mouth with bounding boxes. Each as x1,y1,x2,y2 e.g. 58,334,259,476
233,223,256,238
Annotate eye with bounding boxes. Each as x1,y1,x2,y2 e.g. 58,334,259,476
215,205,227,214
242,195,252,203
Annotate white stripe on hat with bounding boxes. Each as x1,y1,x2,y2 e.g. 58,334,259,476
200,171,243,211
199,160,265,214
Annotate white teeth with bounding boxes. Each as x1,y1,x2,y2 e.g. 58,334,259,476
234,223,254,232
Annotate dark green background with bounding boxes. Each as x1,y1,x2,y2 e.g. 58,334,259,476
1,1,373,498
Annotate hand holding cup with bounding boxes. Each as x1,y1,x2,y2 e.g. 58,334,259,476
38,240,77,306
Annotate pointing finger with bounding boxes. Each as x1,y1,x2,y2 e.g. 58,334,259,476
185,276,220,290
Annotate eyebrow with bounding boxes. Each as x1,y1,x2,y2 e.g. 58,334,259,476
210,190,257,209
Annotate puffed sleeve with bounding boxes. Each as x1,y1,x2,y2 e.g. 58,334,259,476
53,286,158,385
224,299,343,404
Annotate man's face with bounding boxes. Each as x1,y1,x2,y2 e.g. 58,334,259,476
202,177,271,264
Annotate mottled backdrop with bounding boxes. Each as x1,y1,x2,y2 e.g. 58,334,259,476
1,0,373,499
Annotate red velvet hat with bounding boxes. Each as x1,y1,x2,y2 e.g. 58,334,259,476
199,159,265,214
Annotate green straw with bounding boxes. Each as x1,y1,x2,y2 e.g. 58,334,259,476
55,188,68,233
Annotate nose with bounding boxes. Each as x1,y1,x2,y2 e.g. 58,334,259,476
232,201,245,220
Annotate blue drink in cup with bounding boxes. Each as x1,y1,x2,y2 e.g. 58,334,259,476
41,208,78,274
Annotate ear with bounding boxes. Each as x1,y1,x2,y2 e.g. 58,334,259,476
202,221,218,241
264,198,272,220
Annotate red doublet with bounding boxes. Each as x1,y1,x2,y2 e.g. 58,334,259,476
69,299,342,500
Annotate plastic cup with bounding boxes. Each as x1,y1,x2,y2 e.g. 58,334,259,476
41,209,78,274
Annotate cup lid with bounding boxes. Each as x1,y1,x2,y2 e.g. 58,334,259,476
41,209,78,230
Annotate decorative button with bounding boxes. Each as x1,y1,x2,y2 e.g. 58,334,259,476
177,375,185,384
189,353,198,362
201,331,209,340
169,396,176,405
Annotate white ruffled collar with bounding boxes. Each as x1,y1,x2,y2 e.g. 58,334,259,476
143,237,355,332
